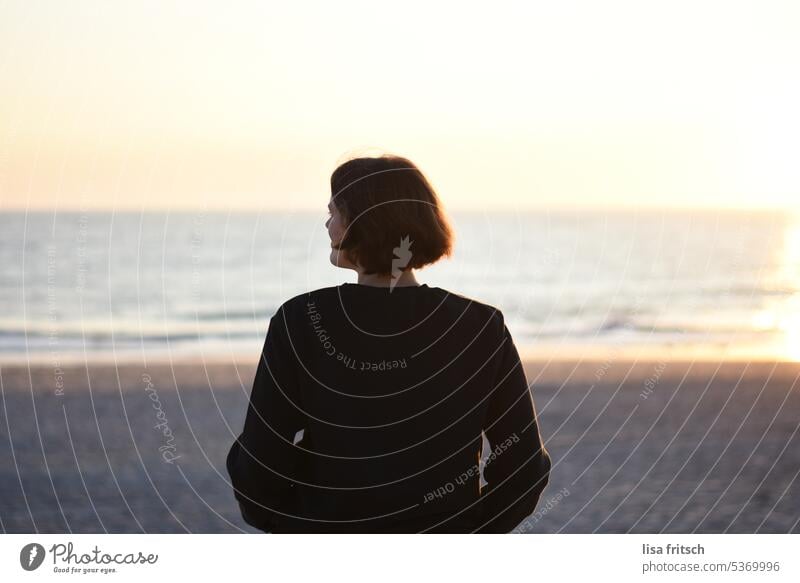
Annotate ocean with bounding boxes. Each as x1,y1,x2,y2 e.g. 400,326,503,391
1,209,798,361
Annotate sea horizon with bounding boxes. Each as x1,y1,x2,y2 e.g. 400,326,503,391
2,208,799,363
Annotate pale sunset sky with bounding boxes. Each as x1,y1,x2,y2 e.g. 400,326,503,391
1,0,798,211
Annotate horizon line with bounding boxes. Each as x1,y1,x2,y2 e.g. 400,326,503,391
0,203,796,216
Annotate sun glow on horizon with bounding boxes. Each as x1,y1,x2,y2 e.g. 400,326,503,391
777,223,800,361
750,219,800,362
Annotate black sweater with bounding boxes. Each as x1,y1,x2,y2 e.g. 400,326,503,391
226,283,551,533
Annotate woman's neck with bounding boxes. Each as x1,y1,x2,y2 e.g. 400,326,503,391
357,269,420,287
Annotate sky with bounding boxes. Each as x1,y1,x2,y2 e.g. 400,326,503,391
1,0,799,212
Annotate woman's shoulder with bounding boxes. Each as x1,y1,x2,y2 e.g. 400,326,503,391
434,287,507,328
434,286,502,312
276,285,341,314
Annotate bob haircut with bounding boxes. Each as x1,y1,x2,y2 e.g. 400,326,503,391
330,155,454,275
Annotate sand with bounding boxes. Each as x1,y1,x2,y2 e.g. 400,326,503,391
1,356,798,533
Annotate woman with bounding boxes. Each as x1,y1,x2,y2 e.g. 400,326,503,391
226,154,551,533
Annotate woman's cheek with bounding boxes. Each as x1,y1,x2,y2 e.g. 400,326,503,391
331,217,345,245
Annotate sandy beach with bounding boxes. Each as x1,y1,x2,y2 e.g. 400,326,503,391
1,356,798,533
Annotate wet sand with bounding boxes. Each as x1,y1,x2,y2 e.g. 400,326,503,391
1,357,798,533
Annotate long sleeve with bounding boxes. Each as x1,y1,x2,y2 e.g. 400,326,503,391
474,314,551,533
226,305,307,532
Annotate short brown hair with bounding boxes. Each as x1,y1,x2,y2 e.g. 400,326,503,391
330,155,454,275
